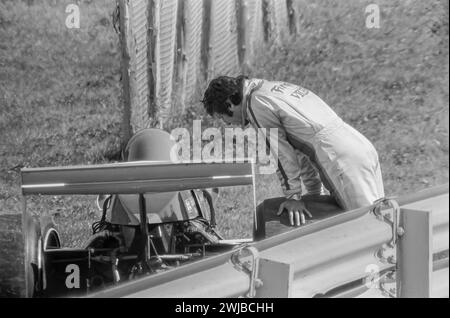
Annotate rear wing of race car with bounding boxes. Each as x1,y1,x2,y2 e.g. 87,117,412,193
21,161,255,195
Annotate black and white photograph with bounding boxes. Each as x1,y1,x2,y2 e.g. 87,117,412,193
0,0,448,302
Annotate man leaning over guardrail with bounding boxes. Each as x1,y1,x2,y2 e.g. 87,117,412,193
202,76,385,239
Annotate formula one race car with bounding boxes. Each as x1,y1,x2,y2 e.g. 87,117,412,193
19,129,256,298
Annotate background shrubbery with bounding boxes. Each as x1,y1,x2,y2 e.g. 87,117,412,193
0,0,448,244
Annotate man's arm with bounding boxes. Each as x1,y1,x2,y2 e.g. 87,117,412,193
247,94,303,198
248,94,319,226
297,151,323,196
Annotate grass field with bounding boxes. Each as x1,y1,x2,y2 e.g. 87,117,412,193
0,0,448,246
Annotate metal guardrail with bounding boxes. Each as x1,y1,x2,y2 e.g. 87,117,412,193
262,212,392,298
89,184,448,298
332,186,449,298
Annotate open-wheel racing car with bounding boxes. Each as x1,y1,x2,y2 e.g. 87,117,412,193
20,129,256,297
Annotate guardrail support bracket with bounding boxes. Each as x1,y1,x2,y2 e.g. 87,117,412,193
397,208,432,298
256,258,293,298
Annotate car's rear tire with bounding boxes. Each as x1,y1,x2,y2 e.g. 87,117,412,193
0,214,28,297
40,215,61,251
23,213,41,298
39,215,61,295
24,213,61,298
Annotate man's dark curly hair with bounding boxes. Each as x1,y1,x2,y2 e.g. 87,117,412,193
202,75,248,116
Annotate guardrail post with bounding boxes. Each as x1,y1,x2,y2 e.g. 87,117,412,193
256,258,293,297
397,208,432,298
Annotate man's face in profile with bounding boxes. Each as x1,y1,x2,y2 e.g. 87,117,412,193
217,99,243,126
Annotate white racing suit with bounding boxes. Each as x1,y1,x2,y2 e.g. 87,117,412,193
242,79,385,211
